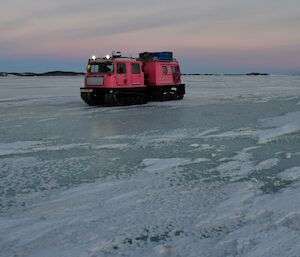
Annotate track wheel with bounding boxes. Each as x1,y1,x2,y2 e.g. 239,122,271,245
105,93,114,106
81,92,97,106
177,93,184,100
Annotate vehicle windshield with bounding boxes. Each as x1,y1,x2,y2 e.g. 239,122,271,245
89,62,114,73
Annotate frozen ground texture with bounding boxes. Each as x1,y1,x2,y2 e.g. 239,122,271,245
1,75,300,257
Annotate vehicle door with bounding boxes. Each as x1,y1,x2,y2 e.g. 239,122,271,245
131,62,143,85
171,65,181,84
116,62,127,87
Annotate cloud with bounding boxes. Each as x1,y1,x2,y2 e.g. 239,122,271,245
2,0,300,38
0,0,299,73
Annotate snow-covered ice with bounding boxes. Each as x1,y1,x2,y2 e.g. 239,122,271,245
1,75,300,257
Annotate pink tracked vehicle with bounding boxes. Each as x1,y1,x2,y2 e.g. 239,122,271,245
80,51,185,106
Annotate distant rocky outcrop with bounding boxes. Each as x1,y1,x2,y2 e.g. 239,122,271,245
0,71,85,77
246,72,269,76
181,73,269,76
41,71,85,76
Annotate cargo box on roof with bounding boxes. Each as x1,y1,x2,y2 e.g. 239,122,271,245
151,52,173,61
139,52,173,61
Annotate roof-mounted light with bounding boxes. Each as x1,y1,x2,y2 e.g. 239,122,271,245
105,54,110,59
112,51,121,57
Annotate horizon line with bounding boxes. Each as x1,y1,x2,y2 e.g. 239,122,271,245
0,71,299,76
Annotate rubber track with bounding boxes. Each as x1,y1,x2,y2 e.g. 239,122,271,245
104,92,148,106
82,90,181,106
152,91,184,101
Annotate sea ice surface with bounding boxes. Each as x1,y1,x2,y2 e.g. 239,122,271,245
1,75,300,257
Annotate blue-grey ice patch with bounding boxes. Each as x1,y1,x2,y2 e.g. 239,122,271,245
0,77,81,108
0,141,43,156
182,75,300,105
33,143,90,152
103,128,205,149
0,141,90,156
214,147,279,181
141,158,209,173
214,147,254,181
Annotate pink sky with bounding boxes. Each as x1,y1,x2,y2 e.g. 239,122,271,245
1,0,299,73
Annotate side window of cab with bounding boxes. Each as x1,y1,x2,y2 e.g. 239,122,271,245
171,66,176,74
162,66,168,75
131,63,141,74
117,63,126,74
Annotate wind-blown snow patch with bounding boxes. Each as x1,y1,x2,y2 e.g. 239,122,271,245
141,158,192,173
92,143,129,150
213,147,259,180
141,157,210,173
258,124,300,144
254,158,279,171
258,111,300,144
214,149,279,181
189,143,214,151
192,158,210,163
196,127,219,137
278,167,300,180
196,111,300,145
202,128,256,139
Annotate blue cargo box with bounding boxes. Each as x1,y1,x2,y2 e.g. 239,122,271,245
139,52,173,61
150,52,173,61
